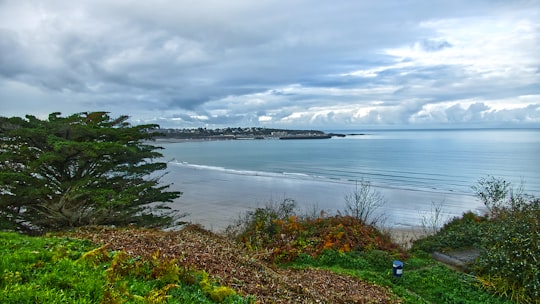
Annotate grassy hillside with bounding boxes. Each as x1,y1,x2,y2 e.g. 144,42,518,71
0,229,250,303
1,221,517,303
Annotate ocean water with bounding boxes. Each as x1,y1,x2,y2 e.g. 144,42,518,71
157,128,540,230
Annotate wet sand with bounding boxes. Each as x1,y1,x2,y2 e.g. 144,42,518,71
160,164,485,233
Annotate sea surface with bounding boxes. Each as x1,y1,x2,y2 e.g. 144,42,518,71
157,128,540,230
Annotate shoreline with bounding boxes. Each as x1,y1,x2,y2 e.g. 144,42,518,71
160,164,484,235
385,226,430,249
167,161,475,197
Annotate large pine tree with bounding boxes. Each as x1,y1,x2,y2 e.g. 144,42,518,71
0,112,182,234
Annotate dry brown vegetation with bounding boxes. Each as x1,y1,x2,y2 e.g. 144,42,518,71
69,225,399,303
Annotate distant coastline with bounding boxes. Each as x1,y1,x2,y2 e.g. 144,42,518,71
155,127,349,141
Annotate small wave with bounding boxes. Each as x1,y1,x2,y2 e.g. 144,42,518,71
169,161,262,176
168,160,357,184
170,161,227,171
169,161,301,179
282,172,310,178
167,160,471,195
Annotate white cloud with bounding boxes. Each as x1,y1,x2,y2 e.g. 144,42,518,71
386,13,540,81
258,115,272,122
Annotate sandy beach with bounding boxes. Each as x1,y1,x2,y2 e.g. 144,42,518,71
160,163,485,238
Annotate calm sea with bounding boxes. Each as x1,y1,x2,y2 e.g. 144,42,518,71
160,128,540,196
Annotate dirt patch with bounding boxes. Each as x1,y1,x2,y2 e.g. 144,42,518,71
68,225,399,303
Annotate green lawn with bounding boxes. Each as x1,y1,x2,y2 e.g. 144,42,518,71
288,250,514,304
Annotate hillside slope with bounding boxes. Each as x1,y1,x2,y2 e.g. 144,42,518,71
69,225,397,303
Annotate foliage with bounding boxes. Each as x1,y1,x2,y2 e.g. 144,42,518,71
475,197,539,303
290,249,512,304
228,199,402,263
225,198,297,249
0,112,182,234
342,178,387,225
69,225,396,303
294,249,397,273
413,176,539,303
395,264,512,304
0,231,105,303
471,176,539,303
471,175,511,216
0,231,250,303
2,219,518,303
100,249,244,303
413,211,488,253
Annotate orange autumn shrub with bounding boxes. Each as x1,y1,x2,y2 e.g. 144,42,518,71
234,204,403,263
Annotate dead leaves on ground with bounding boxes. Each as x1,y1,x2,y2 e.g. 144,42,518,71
68,225,399,303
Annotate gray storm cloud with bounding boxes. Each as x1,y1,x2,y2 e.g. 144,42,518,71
0,0,539,128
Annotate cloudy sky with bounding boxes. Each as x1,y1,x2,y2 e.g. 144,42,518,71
1,0,539,129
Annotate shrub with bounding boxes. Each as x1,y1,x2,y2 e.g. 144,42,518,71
471,175,511,216
419,200,451,235
413,177,538,303
476,198,539,303
413,211,488,253
226,198,297,251
343,178,387,225
472,177,539,303
229,200,403,263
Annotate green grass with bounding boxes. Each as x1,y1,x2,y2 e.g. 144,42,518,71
0,232,102,303
1,225,529,303
230,198,529,303
0,231,251,303
287,249,514,304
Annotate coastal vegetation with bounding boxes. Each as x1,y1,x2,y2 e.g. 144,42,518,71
414,176,539,303
342,178,387,226
0,229,250,303
1,177,537,304
0,112,182,234
0,112,537,302
1,198,526,303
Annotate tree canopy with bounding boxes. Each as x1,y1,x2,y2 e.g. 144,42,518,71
0,112,182,234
